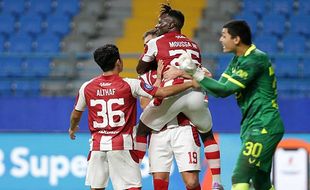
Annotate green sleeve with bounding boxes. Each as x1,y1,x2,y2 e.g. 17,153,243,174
199,77,241,98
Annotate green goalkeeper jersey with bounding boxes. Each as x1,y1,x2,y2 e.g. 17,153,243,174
199,45,284,138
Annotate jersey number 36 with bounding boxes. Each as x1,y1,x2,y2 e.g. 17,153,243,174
90,98,126,128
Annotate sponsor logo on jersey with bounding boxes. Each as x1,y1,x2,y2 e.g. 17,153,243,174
232,68,248,79
143,83,154,90
99,82,112,87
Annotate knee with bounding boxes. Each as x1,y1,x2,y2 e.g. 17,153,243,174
184,178,199,189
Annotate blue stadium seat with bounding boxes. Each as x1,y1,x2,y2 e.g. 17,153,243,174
277,78,310,97
0,14,15,37
254,35,279,54
19,13,43,37
54,0,80,18
7,33,33,53
289,15,310,36
23,58,51,77
298,0,310,15
35,34,60,53
234,11,259,35
270,0,295,16
46,14,70,38
0,57,24,77
301,57,310,77
277,78,298,96
12,80,41,96
262,14,286,37
242,0,267,16
282,34,307,54
27,0,53,17
273,56,300,77
1,0,26,16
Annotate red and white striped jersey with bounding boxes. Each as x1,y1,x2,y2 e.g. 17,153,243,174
74,74,158,151
139,70,194,129
141,31,202,86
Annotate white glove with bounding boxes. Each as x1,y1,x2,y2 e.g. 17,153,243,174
178,52,196,75
178,52,205,81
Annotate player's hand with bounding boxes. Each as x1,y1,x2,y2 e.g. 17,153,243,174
69,126,79,140
191,79,201,89
163,65,183,80
202,67,213,78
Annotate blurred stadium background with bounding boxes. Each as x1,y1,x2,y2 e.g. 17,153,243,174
0,0,309,189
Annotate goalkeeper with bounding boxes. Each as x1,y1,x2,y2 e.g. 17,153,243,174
182,20,284,190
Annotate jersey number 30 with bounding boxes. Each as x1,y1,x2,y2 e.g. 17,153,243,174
90,99,125,128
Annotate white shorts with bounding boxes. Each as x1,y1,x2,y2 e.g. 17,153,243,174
148,125,201,173
140,89,212,133
85,150,142,190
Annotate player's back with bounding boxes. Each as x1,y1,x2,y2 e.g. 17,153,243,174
154,31,202,70
82,74,138,150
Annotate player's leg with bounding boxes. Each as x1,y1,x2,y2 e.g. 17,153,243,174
172,126,201,190
199,130,222,188
108,150,142,190
153,172,170,190
175,90,223,188
177,90,212,133
136,95,180,161
134,121,152,162
85,151,109,190
231,131,283,190
149,129,174,190
139,90,211,133
181,171,201,190
231,139,255,190
251,133,283,190
252,169,273,190
139,95,182,130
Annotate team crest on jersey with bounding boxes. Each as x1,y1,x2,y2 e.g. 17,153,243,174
143,83,154,90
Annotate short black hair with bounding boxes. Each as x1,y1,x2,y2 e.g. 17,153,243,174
93,44,120,72
223,20,252,45
160,4,184,30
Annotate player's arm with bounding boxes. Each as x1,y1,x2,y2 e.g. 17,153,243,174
137,59,153,74
140,74,161,109
139,60,163,109
197,76,242,97
137,39,158,74
152,59,195,98
163,66,192,80
69,109,83,140
154,80,196,98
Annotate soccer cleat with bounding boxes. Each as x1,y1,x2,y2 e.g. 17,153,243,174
212,182,224,190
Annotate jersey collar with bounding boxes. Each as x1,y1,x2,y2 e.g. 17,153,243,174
244,44,256,57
